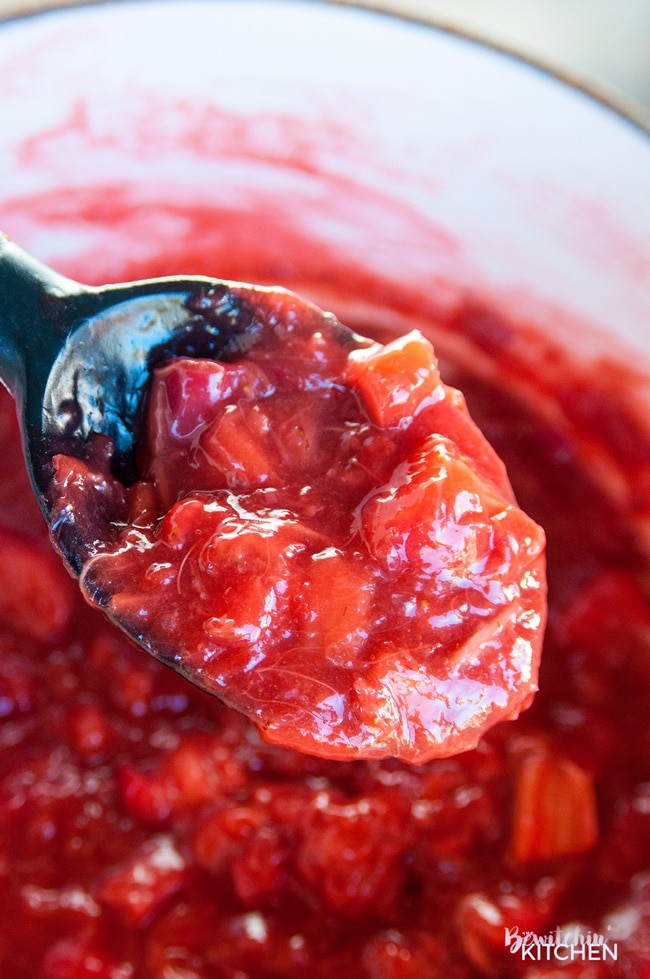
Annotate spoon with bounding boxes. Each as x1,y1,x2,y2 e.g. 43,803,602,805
0,232,332,572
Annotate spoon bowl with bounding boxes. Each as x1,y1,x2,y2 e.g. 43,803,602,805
0,234,343,571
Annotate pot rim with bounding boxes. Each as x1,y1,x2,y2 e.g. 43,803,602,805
2,0,649,139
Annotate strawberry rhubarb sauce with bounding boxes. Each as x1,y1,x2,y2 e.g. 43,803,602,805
47,287,546,765
0,280,649,979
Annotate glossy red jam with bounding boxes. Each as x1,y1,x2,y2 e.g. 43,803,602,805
1,151,649,979
2,331,650,977
48,292,546,764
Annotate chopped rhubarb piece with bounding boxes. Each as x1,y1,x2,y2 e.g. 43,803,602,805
457,891,557,974
149,358,245,440
200,403,278,490
42,935,132,979
162,737,246,805
346,330,443,428
193,806,266,875
145,358,274,508
159,495,234,550
511,748,599,864
0,526,74,641
98,836,186,925
295,792,409,915
360,435,544,606
360,437,497,577
293,551,374,668
118,765,175,825
48,301,546,763
268,392,328,470
49,439,128,566
66,702,114,760
231,826,288,903
119,737,245,825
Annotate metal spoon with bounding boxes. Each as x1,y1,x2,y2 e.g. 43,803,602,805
0,233,344,573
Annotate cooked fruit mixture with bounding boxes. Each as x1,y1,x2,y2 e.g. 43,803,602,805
48,291,546,763
0,295,648,978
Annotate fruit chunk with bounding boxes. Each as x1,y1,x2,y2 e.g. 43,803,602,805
150,358,246,440
65,702,114,760
511,748,599,864
200,403,278,491
49,437,128,566
0,525,74,641
42,935,132,979
267,392,326,470
456,890,558,974
293,550,374,668
98,836,187,925
295,792,408,915
360,437,497,578
346,330,443,428
145,357,274,507
119,736,246,825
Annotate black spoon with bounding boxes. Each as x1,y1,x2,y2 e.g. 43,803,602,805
0,233,351,575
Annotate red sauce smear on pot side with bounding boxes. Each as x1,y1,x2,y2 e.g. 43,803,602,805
48,290,546,764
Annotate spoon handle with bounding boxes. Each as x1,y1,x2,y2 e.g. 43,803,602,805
0,233,81,393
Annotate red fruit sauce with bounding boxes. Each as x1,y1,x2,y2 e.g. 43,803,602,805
1,190,649,979
2,287,649,978
48,288,546,764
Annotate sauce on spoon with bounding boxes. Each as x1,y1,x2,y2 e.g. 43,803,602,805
48,286,546,762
